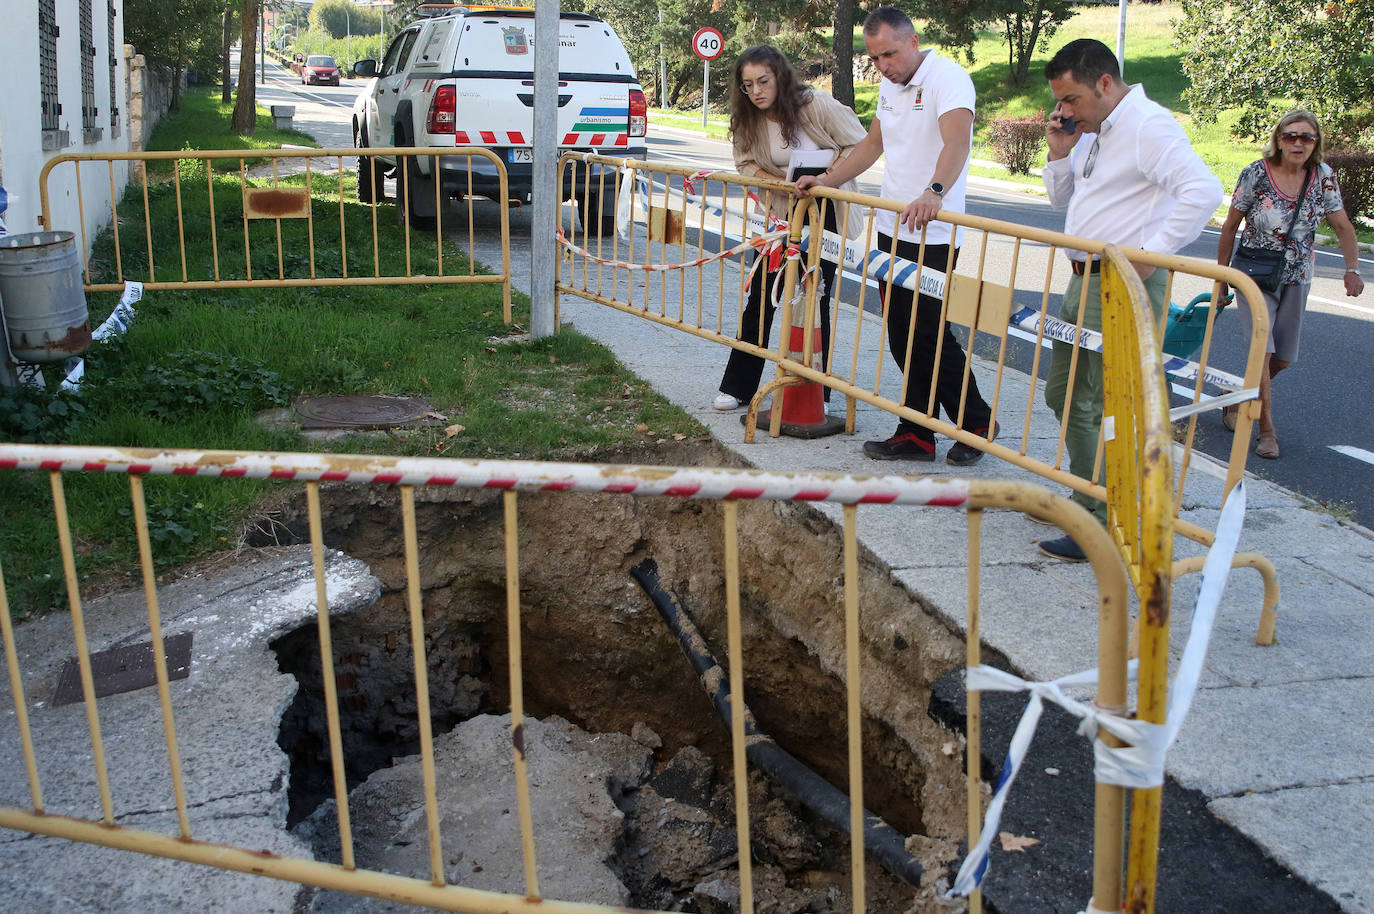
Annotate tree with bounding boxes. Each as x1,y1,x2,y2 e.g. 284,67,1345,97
831,0,856,108
310,0,383,40
220,7,236,105
914,0,1075,87
1176,0,1374,141
125,0,227,109
231,0,258,133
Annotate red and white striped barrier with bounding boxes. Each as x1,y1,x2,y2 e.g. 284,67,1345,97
0,444,970,507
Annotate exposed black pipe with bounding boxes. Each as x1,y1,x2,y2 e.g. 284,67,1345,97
629,558,924,888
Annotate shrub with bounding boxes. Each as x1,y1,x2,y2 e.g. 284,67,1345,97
986,111,1046,175
0,385,88,443
1326,148,1374,227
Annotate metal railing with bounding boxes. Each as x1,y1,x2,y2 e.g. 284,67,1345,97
38,147,513,319
554,154,1278,644
0,442,1132,913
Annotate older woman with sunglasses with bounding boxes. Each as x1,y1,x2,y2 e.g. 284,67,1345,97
1218,110,1365,459
712,45,867,412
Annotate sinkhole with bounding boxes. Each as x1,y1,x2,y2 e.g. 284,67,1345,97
264,445,974,912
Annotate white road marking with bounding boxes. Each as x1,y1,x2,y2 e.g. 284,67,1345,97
1307,294,1374,317
1330,445,1374,465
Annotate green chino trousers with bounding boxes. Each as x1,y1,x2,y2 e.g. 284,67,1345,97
1045,267,1167,524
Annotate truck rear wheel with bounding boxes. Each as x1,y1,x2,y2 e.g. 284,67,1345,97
396,153,438,231
355,128,387,204
585,191,617,238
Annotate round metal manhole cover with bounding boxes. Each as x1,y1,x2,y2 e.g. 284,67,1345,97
292,395,440,430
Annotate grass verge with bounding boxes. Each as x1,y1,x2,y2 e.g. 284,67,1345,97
1,89,705,619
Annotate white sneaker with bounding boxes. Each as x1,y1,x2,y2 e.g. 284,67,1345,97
713,393,742,411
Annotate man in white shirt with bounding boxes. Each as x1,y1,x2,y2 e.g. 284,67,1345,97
1038,38,1223,561
798,6,995,465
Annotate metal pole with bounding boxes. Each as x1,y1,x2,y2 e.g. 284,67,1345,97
659,9,667,108
1117,0,1127,80
259,17,265,84
346,6,351,69
530,0,559,339
701,59,709,129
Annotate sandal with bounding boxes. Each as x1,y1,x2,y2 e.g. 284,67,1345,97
1221,404,1238,432
1255,431,1279,459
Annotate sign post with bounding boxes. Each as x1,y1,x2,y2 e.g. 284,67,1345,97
692,27,724,130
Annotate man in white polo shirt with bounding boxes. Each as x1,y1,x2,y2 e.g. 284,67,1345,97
798,5,995,465
1037,38,1222,561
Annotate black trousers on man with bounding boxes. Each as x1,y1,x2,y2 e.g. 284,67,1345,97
876,232,991,443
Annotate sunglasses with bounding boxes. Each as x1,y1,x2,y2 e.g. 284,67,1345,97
1280,131,1318,144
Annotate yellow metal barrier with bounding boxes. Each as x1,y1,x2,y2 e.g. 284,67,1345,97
38,147,513,319
0,442,1131,913
554,154,1278,643
1098,248,1174,913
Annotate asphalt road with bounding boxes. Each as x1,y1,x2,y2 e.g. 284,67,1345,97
252,59,1374,526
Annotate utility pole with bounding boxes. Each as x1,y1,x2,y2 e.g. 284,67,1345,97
530,0,559,339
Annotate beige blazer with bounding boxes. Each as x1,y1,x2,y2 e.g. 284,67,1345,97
731,89,870,240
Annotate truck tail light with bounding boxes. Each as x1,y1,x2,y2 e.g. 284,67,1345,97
427,85,457,134
628,88,646,137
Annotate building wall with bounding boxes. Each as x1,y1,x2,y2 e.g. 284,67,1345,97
0,1,131,248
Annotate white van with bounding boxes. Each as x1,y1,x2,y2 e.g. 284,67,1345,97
350,7,647,229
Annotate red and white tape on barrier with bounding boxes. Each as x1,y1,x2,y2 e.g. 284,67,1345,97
0,444,971,507
555,225,788,275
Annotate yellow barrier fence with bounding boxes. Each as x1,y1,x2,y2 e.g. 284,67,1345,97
0,443,1133,913
38,147,513,319
554,154,1277,643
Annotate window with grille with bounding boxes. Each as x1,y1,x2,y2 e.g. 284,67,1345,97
107,1,120,137
40,0,61,134
81,0,102,142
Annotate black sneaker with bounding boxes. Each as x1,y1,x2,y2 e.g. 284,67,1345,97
1037,534,1087,563
947,421,999,467
862,431,936,462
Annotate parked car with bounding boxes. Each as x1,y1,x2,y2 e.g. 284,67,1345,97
350,7,647,230
302,55,340,86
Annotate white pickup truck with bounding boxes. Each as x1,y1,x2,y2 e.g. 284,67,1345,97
350,7,648,230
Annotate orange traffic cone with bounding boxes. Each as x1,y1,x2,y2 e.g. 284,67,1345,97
768,324,845,439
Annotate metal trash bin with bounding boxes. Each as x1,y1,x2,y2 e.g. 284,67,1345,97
271,105,296,130
0,231,91,363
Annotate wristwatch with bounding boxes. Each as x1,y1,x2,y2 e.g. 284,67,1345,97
926,182,946,197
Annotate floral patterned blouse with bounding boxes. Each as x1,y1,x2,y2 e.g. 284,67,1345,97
1232,159,1344,285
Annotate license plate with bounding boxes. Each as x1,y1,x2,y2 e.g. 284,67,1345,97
508,148,533,164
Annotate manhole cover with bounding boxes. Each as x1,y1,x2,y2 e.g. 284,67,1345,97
51,632,194,707
293,395,440,430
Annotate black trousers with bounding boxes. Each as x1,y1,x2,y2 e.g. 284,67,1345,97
718,206,839,403
876,232,991,442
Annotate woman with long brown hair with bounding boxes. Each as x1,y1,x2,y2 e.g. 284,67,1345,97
712,45,867,411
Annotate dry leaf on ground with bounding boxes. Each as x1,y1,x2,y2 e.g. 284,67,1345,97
999,832,1039,853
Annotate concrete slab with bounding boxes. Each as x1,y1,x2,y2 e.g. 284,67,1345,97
1168,678,1374,796
1169,558,1374,687
1211,782,1374,914
0,546,381,910
295,714,652,912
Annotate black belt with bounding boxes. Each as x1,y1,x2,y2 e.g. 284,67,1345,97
1070,259,1102,276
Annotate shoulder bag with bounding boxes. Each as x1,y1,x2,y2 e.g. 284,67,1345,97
1229,167,1312,293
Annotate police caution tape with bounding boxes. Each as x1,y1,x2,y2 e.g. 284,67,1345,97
626,173,1241,390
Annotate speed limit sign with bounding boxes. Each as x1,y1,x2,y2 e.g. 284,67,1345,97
692,27,724,61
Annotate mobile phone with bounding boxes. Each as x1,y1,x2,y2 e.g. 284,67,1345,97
1058,116,1077,134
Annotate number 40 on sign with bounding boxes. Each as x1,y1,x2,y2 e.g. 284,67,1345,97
692,27,724,129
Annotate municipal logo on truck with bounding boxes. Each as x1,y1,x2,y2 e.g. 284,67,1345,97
503,27,528,55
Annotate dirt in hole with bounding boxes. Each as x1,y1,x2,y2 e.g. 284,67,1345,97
265,441,972,910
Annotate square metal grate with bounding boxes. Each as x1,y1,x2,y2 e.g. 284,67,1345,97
51,632,194,707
